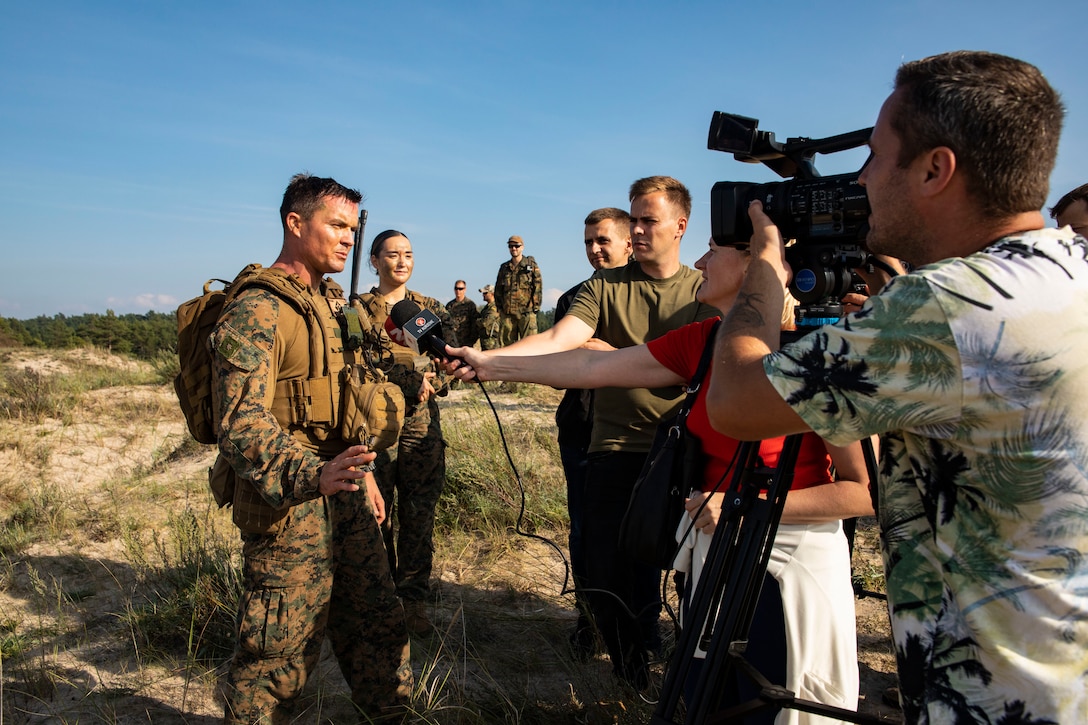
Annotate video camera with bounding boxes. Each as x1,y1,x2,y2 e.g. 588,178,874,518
708,112,873,327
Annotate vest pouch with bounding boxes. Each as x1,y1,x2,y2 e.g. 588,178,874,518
340,364,405,451
208,455,237,508
231,477,289,536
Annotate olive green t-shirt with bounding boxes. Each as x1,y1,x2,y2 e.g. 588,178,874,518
565,261,717,453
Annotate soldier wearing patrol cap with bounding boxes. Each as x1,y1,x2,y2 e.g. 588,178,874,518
476,284,501,350
493,235,542,346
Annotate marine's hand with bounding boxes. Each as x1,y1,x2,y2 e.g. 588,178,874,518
685,490,724,536
748,200,791,288
365,473,386,524
418,371,437,402
319,444,377,497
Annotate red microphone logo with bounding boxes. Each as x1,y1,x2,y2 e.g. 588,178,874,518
383,315,408,346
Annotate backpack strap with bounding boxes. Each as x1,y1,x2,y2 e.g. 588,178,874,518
675,319,721,426
227,266,337,428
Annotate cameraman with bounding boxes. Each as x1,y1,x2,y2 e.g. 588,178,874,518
706,51,1087,723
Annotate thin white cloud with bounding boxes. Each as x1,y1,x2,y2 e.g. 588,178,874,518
105,294,180,313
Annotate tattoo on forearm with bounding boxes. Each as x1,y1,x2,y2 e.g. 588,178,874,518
725,292,769,331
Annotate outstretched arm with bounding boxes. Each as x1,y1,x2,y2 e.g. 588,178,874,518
445,339,684,390
488,313,595,356
706,201,809,440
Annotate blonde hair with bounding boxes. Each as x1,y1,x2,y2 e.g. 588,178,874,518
781,291,799,331
628,176,692,219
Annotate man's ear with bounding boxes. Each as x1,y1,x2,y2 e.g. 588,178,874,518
676,215,688,237
918,146,957,197
285,211,303,237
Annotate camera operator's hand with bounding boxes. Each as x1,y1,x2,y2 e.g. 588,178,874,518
747,200,791,288
855,254,908,295
841,291,870,315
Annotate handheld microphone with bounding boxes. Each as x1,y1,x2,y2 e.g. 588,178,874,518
388,299,453,361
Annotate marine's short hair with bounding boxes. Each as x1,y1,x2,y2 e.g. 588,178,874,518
1049,183,1088,220
584,207,633,229
891,51,1063,217
279,172,362,230
628,176,692,219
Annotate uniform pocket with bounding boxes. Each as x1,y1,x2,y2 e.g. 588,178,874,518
236,587,292,658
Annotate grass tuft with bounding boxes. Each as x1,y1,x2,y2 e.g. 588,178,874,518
122,505,242,664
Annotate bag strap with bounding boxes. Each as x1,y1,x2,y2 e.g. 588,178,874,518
675,319,722,425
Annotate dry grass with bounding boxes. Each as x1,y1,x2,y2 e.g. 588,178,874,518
0,348,901,723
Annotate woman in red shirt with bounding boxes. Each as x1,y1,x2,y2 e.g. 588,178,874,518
448,240,873,723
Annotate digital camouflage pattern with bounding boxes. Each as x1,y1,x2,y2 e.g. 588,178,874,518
445,296,479,348
355,288,453,603
225,495,412,722
765,228,1088,724
477,301,501,350
374,396,446,602
354,288,456,411
212,271,412,721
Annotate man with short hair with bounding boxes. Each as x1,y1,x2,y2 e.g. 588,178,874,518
484,177,717,687
212,173,412,722
494,235,542,345
555,206,633,656
707,51,1087,722
446,279,479,349
1050,182,1088,237
476,284,501,350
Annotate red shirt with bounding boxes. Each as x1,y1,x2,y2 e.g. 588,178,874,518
646,317,833,493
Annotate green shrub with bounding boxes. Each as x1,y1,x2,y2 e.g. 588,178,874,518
0,368,78,422
149,348,180,385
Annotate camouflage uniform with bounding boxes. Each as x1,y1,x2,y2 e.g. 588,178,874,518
477,301,501,350
211,268,412,723
445,296,479,349
355,288,454,608
494,255,542,346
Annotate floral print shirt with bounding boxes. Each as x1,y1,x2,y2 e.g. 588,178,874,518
764,228,1088,724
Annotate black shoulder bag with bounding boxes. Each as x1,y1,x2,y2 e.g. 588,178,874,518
618,321,719,569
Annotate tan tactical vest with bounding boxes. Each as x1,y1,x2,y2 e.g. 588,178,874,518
212,265,403,534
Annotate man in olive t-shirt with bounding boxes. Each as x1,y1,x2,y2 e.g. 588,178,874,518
481,176,716,687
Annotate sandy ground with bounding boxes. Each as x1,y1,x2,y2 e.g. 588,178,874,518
0,351,901,723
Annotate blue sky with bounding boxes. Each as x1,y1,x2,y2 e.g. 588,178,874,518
2,1,1085,319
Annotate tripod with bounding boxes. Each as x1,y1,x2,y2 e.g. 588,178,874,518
651,435,883,725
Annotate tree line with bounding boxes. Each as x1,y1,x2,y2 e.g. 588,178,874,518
0,311,176,360
0,307,558,361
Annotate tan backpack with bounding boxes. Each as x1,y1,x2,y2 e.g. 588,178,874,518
173,266,268,444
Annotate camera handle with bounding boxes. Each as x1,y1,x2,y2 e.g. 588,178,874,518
650,434,884,725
